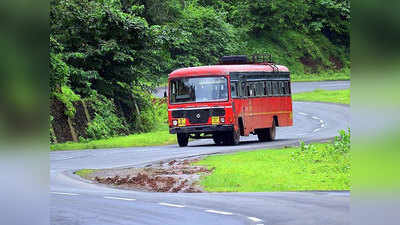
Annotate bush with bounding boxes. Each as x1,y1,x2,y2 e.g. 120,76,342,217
291,129,351,173
85,91,129,140
53,86,81,118
333,128,351,154
133,99,168,132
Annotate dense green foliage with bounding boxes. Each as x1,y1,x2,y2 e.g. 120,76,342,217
85,91,129,139
195,130,351,191
50,0,350,142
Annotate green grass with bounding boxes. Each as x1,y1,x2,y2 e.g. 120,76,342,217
293,89,350,104
50,124,176,151
74,169,96,179
194,143,350,192
291,69,350,82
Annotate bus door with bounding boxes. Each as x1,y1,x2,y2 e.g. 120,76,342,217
235,80,244,133
230,79,239,128
241,80,252,135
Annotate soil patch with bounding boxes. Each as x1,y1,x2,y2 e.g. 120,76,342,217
78,158,212,193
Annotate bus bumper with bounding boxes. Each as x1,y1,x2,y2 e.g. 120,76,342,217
169,125,233,134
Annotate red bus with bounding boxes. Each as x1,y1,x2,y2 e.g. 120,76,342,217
167,55,293,147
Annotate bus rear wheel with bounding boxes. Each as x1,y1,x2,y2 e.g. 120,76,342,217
177,133,189,147
257,124,276,142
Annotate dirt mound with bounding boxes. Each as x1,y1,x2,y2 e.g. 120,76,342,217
85,158,212,193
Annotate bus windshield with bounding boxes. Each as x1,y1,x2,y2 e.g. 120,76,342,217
170,76,228,103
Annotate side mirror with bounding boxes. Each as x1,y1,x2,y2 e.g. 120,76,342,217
163,91,167,98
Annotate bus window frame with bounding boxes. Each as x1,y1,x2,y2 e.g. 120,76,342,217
229,72,291,99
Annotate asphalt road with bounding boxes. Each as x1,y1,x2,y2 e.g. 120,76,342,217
51,81,350,225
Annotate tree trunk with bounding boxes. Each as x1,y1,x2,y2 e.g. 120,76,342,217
67,117,78,142
81,100,91,123
134,100,141,124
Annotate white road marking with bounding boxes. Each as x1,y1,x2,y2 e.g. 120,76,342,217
104,196,136,201
62,157,74,160
51,192,80,196
318,84,347,87
320,119,324,124
312,116,320,120
313,128,321,133
321,123,325,128
159,202,185,208
248,216,263,222
205,209,233,215
298,112,307,116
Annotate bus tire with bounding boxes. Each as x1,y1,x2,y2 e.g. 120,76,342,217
257,122,276,142
223,130,240,146
177,133,189,147
232,130,240,145
257,129,268,142
213,133,224,146
267,123,276,141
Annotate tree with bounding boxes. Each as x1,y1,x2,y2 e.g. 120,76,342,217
50,0,167,107
163,3,243,67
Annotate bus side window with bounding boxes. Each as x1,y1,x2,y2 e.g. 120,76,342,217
272,81,278,96
277,81,281,96
280,81,285,96
249,83,255,97
241,82,247,97
252,83,257,97
285,81,291,95
267,81,272,96
256,82,263,96
263,81,267,96
231,82,237,98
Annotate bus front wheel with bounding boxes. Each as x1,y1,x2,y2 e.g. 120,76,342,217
223,130,240,146
177,133,189,147
213,133,224,146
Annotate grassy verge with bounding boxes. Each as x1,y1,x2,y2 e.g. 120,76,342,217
50,124,176,151
293,89,350,104
194,131,351,192
74,169,96,179
291,69,350,82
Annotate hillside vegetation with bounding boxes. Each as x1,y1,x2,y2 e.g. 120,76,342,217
50,0,350,144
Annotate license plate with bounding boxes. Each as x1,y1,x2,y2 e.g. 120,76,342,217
211,116,219,125
178,118,186,127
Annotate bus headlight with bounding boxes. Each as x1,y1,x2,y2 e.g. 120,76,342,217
172,120,178,126
220,117,225,123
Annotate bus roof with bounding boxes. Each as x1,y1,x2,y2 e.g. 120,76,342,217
169,64,289,78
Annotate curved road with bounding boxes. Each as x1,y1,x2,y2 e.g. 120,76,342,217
51,81,350,225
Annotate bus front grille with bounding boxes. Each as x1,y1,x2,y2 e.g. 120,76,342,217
171,108,225,124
